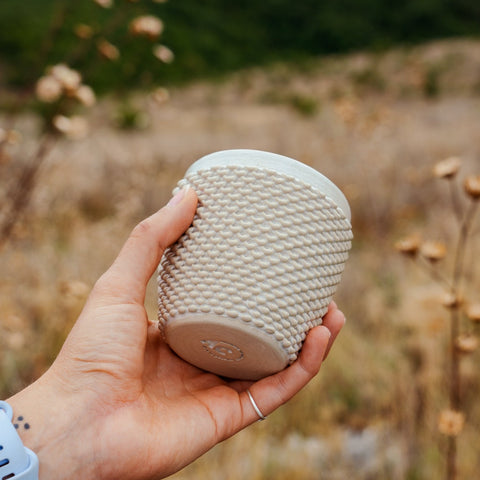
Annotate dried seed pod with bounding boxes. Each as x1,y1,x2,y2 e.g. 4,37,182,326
97,40,120,61
420,241,447,262
433,156,462,179
455,334,478,354
438,409,465,436
441,292,462,309
394,235,421,256
466,303,480,323
464,175,480,200
74,24,94,39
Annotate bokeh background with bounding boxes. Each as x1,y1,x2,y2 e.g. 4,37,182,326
1,1,480,478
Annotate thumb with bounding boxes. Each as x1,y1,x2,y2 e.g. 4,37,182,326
91,186,197,306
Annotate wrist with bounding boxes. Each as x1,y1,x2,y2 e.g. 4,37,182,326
6,373,99,480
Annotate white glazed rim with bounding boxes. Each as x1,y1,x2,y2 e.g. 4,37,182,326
186,149,351,221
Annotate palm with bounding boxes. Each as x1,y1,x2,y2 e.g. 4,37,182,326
83,317,249,480
55,294,247,480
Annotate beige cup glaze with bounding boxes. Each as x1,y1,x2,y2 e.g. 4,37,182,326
158,149,352,380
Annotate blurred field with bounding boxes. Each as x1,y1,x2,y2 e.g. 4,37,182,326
2,38,480,479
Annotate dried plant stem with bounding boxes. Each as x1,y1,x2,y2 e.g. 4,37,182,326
445,199,479,480
447,436,457,480
414,256,452,291
452,201,479,293
0,133,57,248
34,1,72,80
449,180,463,223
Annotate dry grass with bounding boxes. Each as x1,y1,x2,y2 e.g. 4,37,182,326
2,38,480,478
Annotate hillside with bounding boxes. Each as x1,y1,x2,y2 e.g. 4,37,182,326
0,0,479,93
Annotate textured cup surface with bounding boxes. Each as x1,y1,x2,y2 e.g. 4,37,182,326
158,149,352,380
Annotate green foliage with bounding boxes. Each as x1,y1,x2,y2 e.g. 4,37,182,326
260,89,320,116
113,100,149,130
424,66,442,98
287,94,319,117
351,66,386,93
0,0,479,94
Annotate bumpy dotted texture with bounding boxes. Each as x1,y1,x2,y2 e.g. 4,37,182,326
158,165,353,363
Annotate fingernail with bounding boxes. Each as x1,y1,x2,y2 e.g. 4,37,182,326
167,185,190,208
320,325,332,338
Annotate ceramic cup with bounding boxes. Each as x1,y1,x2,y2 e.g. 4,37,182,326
158,149,352,380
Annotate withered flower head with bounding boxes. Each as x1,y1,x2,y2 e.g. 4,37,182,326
420,241,447,262
441,292,462,309
97,40,120,61
438,409,465,436
74,24,94,39
35,75,63,103
153,44,174,63
466,303,480,323
394,235,421,256
464,175,480,200
49,64,82,93
94,0,113,8
53,115,89,140
455,334,478,354
75,85,96,107
151,87,170,105
130,16,164,39
433,157,462,179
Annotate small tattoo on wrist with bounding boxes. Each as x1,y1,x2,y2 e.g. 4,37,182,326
13,416,30,430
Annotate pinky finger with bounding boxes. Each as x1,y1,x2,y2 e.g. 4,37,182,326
240,325,331,424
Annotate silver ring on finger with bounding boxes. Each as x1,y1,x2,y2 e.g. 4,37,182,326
247,389,266,421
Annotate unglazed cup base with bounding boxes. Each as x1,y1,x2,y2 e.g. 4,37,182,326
165,314,289,380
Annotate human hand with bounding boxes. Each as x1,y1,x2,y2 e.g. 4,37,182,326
8,186,346,480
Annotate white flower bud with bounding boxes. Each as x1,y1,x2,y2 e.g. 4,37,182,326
35,75,63,103
153,44,174,63
75,85,96,107
130,16,164,39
